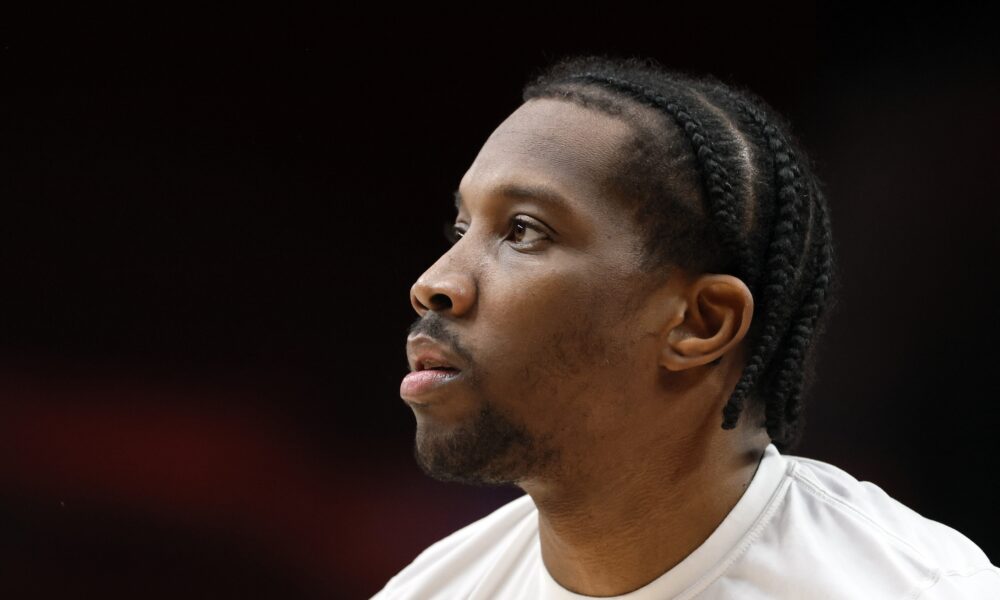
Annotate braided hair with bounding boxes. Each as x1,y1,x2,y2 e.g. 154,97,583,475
521,55,839,451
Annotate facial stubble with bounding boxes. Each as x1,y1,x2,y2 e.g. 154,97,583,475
413,396,554,486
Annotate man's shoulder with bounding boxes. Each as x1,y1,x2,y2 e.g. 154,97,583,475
785,453,991,565
372,493,539,599
744,452,999,597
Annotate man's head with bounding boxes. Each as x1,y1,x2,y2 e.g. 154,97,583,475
401,54,837,487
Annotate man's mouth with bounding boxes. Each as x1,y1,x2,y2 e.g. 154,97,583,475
414,348,461,371
416,357,461,372
406,333,466,374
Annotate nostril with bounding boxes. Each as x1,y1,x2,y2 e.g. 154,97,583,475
429,293,453,310
411,277,470,317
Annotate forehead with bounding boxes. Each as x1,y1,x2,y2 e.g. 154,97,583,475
457,98,637,219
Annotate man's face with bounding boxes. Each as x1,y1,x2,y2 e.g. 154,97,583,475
403,98,664,487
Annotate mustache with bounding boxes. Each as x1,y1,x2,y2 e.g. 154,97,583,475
407,314,473,366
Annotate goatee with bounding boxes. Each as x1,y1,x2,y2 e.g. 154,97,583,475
413,401,550,486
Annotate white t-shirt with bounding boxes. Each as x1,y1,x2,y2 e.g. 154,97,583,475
373,444,999,599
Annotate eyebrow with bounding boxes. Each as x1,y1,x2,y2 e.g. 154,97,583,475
453,183,573,214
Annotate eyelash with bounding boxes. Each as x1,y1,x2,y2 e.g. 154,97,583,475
443,216,548,247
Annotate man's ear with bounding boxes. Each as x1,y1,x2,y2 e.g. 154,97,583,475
660,274,754,371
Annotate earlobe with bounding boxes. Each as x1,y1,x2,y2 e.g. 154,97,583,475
660,274,753,371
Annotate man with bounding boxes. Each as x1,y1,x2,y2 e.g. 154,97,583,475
375,55,999,598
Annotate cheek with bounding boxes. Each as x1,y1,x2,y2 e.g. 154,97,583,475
473,267,634,413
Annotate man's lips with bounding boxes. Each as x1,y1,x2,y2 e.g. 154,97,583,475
402,333,466,402
406,334,465,373
400,369,462,401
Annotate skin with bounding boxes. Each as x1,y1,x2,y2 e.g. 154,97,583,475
405,97,772,597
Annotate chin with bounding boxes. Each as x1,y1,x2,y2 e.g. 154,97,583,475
413,446,511,487
411,401,536,487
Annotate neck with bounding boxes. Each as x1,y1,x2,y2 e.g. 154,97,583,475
522,426,769,597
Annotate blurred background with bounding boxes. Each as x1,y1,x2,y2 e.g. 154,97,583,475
2,5,998,598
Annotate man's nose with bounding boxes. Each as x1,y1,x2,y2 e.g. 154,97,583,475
409,260,475,318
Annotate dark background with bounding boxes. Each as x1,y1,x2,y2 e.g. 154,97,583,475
2,6,998,599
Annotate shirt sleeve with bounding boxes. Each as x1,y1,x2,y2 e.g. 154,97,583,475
912,566,1000,599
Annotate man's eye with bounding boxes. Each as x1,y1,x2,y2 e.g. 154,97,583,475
507,217,548,246
442,217,549,247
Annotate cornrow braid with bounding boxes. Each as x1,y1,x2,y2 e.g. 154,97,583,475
703,85,838,446
564,74,755,283
776,183,836,447
521,55,838,450
705,88,816,437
